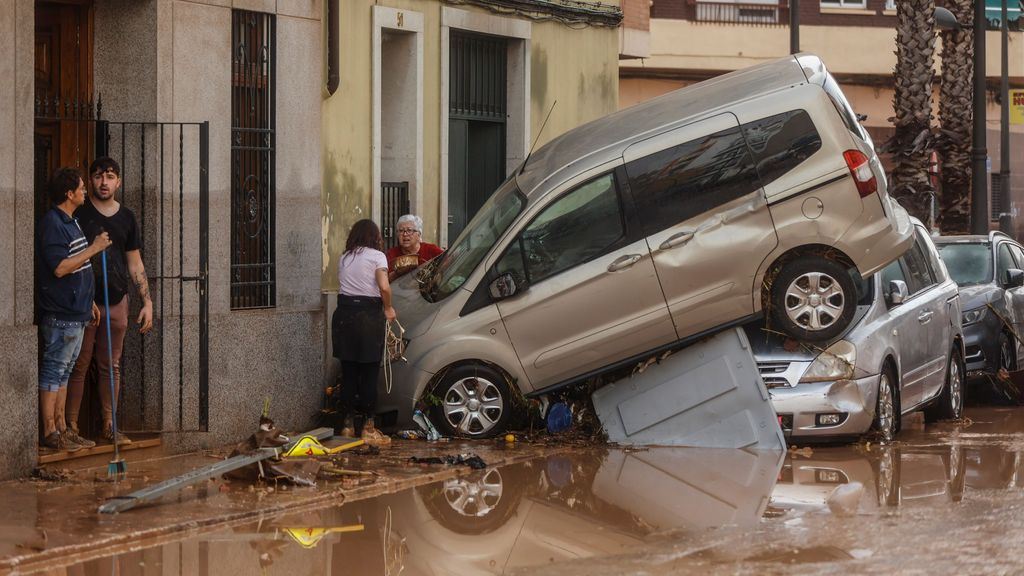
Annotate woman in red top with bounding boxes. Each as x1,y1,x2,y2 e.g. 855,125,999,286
385,214,443,280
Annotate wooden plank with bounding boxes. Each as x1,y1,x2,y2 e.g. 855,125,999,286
38,437,162,465
98,428,334,514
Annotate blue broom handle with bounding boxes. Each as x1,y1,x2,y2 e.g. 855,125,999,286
101,250,119,440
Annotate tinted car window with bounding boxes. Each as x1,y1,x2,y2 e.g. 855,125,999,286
495,172,625,286
936,242,992,285
741,110,822,188
625,127,760,236
904,232,937,294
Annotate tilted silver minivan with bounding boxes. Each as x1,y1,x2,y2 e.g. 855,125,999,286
379,53,914,437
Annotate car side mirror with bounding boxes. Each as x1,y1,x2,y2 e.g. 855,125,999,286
887,280,909,305
489,272,522,301
1004,269,1024,289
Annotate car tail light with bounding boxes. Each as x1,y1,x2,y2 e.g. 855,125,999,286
843,149,877,198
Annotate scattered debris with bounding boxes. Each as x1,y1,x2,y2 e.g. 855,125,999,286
31,467,71,482
409,454,488,469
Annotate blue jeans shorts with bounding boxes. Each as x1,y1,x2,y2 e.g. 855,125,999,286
39,316,87,392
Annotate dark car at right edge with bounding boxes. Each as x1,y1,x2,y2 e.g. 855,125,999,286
934,232,1024,400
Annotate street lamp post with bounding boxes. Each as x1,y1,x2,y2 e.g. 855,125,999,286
972,0,989,234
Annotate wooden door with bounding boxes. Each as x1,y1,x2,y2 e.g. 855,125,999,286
34,0,94,219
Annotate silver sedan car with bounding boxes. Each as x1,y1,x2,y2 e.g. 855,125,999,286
747,219,964,441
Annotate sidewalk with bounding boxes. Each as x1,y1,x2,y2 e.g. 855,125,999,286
0,434,564,574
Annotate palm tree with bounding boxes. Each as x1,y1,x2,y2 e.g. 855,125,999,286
936,0,974,234
888,0,937,224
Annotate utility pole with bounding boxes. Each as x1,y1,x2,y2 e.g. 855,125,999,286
971,0,989,234
790,0,800,54
999,0,1012,234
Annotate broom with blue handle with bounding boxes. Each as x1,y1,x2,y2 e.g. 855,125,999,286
101,249,127,478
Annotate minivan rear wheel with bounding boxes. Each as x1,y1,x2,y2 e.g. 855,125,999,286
925,347,964,422
431,364,512,439
769,256,857,342
872,368,899,443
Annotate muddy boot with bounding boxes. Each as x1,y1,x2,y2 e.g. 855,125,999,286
361,417,391,447
338,414,355,439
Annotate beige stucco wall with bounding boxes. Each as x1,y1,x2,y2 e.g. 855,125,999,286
321,1,620,292
621,19,1024,78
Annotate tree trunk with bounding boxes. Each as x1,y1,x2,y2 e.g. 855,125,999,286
936,0,974,235
889,0,937,224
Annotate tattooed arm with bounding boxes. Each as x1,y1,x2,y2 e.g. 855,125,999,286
126,249,154,334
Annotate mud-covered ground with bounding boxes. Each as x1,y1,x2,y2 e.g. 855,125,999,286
6,406,1024,575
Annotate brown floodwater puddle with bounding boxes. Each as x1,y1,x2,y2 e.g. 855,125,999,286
12,407,1024,575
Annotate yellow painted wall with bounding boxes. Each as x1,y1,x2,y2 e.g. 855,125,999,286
322,1,619,291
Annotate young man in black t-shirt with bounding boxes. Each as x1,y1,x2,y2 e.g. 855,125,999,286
67,157,153,446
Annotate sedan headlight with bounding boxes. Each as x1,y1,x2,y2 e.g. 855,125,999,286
962,307,987,325
800,340,857,383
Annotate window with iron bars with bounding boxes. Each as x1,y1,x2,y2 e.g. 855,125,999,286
231,10,276,309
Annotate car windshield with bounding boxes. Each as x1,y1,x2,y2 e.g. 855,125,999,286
422,178,526,301
936,242,992,286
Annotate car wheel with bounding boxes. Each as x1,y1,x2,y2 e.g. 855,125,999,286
946,444,966,503
769,256,857,342
872,367,900,443
925,347,965,422
416,465,525,535
874,445,901,507
999,332,1018,372
431,364,512,438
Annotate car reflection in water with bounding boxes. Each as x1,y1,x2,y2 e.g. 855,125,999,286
360,447,784,575
769,443,966,518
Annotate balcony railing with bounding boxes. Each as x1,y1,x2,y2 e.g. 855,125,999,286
681,0,789,26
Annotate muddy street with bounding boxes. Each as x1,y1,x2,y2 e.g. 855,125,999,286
4,406,1022,575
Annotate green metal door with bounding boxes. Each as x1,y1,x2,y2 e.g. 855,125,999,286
448,31,507,242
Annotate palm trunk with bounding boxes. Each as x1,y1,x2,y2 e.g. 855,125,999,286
936,0,974,234
889,0,937,224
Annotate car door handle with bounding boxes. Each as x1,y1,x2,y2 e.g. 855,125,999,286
607,254,643,272
659,231,695,251
918,310,933,323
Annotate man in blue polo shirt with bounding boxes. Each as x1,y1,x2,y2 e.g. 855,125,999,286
36,167,111,451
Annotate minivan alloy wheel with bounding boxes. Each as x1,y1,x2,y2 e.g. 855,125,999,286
875,372,896,442
784,272,845,332
769,256,857,342
431,364,513,438
949,353,963,417
443,377,504,435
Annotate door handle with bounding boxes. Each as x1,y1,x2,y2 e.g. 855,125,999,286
659,231,694,251
918,310,933,323
607,254,643,272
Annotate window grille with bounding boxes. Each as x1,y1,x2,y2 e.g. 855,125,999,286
231,10,276,309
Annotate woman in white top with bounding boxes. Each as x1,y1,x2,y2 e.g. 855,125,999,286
331,219,396,443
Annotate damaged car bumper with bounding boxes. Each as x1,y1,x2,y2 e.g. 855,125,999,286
769,374,880,439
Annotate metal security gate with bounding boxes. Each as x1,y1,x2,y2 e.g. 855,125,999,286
97,120,210,433
448,31,507,242
34,103,210,434
381,181,410,251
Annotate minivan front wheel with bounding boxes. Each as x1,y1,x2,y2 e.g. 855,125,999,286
432,364,512,439
769,256,857,342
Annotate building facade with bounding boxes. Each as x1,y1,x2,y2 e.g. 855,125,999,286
1,0,324,480
320,0,627,383
620,0,1024,234
0,0,631,479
